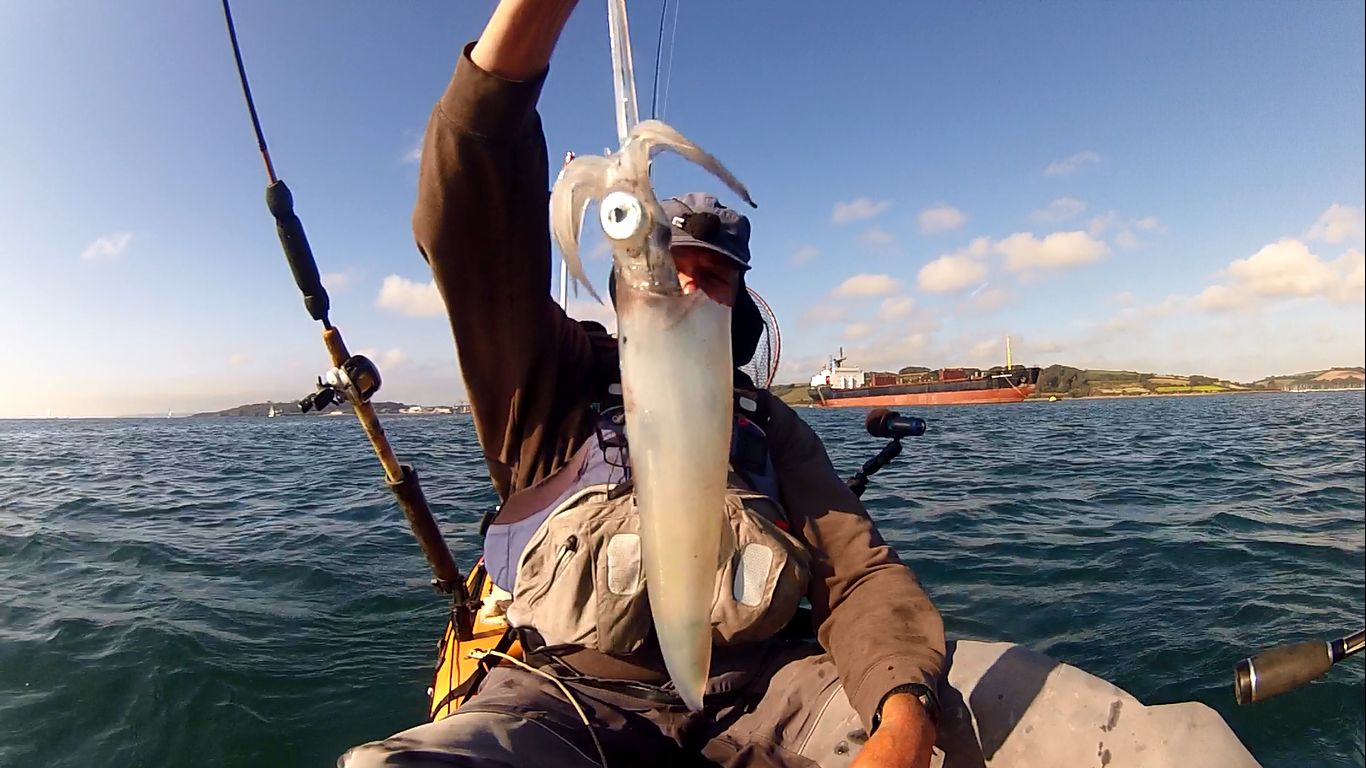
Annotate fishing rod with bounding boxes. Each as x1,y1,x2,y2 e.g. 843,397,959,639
1234,628,1364,704
219,1,474,639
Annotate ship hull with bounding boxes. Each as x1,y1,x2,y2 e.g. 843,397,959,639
813,384,1034,407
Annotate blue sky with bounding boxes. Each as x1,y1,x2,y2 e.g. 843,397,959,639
1,1,1362,417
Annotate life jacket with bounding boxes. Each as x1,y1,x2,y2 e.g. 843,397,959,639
479,338,810,655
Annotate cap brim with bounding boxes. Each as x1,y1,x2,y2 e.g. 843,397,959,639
669,233,751,271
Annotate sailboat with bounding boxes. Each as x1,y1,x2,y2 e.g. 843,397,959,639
267,404,278,418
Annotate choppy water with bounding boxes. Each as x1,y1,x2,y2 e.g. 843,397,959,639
1,392,1362,767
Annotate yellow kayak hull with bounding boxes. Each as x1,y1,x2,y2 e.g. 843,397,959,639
427,558,519,721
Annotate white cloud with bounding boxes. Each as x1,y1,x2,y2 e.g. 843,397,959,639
917,206,967,234
858,227,896,247
800,303,847,326
1044,150,1101,176
969,288,1012,313
876,296,915,321
1091,211,1164,241
1343,249,1366,296
1123,238,1364,320
1193,284,1240,313
790,246,820,265
969,337,1001,360
1221,239,1363,303
1112,291,1136,305
227,352,249,367
376,275,445,317
1088,211,1122,236
843,323,873,340
917,237,991,293
80,231,133,262
831,197,891,225
833,273,902,297
323,270,358,292
1306,204,1365,245
1103,299,1181,331
1029,197,1087,224
403,130,425,164
997,231,1108,272
918,256,987,294
358,347,411,370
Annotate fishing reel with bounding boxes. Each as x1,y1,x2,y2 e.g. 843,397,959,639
299,354,381,412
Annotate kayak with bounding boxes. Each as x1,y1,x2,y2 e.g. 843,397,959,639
426,559,1261,767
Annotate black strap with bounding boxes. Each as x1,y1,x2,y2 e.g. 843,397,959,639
479,507,498,538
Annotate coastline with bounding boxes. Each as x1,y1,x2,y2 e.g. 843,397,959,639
1031,388,1363,403
786,388,1363,408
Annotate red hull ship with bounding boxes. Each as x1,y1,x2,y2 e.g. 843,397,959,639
808,347,1041,408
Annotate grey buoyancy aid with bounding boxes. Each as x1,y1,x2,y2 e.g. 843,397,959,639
481,362,811,655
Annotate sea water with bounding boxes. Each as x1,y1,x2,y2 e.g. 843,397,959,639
0,392,1361,767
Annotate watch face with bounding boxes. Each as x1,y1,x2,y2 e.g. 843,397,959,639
901,683,939,722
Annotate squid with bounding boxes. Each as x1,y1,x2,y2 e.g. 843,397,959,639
549,120,755,711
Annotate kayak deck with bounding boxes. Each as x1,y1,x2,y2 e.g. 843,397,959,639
924,640,1259,768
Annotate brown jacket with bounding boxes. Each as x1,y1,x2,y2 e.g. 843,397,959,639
413,43,944,728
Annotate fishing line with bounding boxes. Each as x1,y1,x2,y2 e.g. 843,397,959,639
659,0,682,120
649,0,669,119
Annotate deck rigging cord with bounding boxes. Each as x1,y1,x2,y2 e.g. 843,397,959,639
218,0,476,639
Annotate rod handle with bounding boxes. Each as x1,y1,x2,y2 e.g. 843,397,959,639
1234,640,1333,704
266,180,330,322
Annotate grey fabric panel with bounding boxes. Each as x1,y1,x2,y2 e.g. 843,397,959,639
337,709,602,768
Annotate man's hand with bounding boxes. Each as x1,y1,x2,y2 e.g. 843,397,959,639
471,0,581,81
851,693,936,768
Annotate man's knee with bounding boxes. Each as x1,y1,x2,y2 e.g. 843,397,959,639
339,709,602,768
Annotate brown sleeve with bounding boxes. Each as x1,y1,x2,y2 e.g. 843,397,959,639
767,399,946,727
413,43,594,500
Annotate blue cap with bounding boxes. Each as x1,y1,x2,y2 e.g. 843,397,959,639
660,193,752,271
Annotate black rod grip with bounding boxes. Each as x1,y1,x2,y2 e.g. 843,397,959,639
265,180,330,322
1234,640,1333,704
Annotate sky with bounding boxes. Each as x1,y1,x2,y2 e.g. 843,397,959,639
1,1,1362,418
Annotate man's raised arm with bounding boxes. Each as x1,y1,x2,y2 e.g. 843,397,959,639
413,0,589,499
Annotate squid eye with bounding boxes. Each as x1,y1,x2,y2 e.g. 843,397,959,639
600,191,644,241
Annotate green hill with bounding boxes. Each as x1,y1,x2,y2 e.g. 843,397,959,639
1249,367,1365,391
1033,365,1246,398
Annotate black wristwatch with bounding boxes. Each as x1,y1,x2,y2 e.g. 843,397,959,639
872,682,940,732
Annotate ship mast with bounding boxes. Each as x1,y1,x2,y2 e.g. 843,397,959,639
1006,335,1013,368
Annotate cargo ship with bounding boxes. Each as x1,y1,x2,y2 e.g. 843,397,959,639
808,339,1041,408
